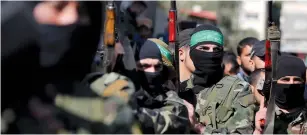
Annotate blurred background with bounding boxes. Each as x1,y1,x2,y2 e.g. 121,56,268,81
140,1,307,65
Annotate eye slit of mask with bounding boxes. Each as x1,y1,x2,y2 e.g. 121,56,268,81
280,77,290,82
293,77,304,84
213,46,223,52
196,46,209,51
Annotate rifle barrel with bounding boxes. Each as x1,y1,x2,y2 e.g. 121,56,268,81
168,1,180,92
268,1,273,26
171,1,176,10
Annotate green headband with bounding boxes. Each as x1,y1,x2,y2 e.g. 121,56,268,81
156,44,173,63
190,30,224,47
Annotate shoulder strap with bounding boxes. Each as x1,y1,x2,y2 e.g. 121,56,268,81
212,76,239,104
198,76,246,128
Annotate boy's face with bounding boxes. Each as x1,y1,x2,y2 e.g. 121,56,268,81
237,45,255,74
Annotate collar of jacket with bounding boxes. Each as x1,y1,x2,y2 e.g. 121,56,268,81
237,68,250,82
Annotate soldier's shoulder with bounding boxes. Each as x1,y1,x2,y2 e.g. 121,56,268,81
54,72,138,134
165,91,185,105
288,111,307,134
218,75,255,107
90,72,135,100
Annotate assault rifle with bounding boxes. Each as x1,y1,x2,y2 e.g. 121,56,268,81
261,1,281,134
102,1,119,73
168,0,180,91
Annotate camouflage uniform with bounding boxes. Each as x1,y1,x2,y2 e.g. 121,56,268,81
273,106,307,134
53,72,142,134
132,89,191,134
186,75,256,134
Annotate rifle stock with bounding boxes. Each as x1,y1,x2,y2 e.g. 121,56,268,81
168,0,180,92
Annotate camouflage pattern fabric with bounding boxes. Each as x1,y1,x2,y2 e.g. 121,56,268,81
54,72,142,134
189,75,256,134
273,106,307,134
134,90,191,134
287,112,307,134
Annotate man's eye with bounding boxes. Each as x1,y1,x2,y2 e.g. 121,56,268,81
140,64,149,69
199,46,209,50
294,78,304,83
213,47,222,52
281,78,290,82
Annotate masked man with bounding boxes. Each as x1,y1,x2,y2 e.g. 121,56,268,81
2,1,142,134
132,40,191,134
254,55,307,134
184,24,256,134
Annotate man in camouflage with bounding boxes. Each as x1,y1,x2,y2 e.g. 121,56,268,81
183,24,256,134
254,54,307,134
132,39,191,134
148,38,177,92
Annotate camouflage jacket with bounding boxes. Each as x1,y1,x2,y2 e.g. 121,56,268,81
133,89,191,134
53,72,142,134
186,75,256,134
274,107,307,134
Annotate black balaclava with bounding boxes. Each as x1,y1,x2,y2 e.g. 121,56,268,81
138,40,164,96
275,55,306,110
189,24,224,90
38,2,103,82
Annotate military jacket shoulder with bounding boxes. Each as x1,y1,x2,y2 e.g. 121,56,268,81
195,75,256,134
287,111,307,134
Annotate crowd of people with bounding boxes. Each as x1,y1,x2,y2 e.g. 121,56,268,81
2,1,307,134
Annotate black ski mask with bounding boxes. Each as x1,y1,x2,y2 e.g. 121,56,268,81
190,49,223,87
38,24,77,67
36,2,103,81
138,40,164,95
275,55,306,109
189,24,224,88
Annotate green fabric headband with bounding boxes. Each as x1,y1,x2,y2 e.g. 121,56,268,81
156,44,173,63
190,30,224,47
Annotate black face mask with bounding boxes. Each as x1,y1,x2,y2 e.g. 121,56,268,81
275,84,305,109
138,71,163,95
190,49,223,87
38,24,78,67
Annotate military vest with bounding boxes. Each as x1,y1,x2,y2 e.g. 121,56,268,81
189,75,255,133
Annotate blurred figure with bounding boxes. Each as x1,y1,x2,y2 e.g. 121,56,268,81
133,40,190,134
179,20,197,31
251,40,266,70
249,69,265,106
254,55,307,134
2,1,107,133
120,1,147,40
222,51,239,76
134,17,153,47
156,25,169,44
236,37,259,82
